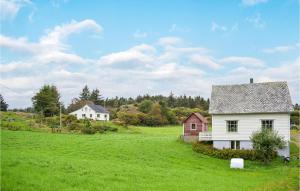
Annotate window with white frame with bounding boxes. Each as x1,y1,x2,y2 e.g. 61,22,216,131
227,121,238,132
90,114,93,118
97,114,100,118
190,123,196,130
230,141,240,150
82,114,86,118
261,120,273,130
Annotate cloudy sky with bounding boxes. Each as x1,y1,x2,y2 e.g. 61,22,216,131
0,0,299,108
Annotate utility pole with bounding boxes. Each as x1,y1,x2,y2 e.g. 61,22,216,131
60,103,62,132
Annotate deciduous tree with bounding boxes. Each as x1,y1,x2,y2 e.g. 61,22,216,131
32,85,61,117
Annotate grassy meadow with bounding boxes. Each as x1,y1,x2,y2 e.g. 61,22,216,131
1,123,299,191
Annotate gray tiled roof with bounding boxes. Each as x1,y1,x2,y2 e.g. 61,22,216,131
209,82,293,114
87,103,109,113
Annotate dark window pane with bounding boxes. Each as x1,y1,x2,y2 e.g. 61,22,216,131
191,124,196,129
236,141,240,149
261,120,273,130
231,141,235,149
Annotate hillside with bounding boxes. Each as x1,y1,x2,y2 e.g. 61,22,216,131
1,127,299,191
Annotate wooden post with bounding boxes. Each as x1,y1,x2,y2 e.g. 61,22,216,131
60,104,62,133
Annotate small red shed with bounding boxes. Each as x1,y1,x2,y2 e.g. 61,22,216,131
183,113,208,141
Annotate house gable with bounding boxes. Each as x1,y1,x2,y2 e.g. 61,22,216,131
183,113,208,123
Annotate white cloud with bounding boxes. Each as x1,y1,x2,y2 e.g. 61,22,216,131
169,24,190,33
211,22,239,33
245,13,266,29
190,55,220,69
1,19,103,53
34,51,89,64
157,36,183,46
140,63,205,81
0,61,34,73
0,0,31,20
1,32,299,108
40,19,102,47
0,19,103,67
0,35,40,53
219,56,265,67
211,21,227,32
97,44,155,66
133,29,147,38
223,57,300,102
263,45,296,53
242,0,268,6
28,9,35,22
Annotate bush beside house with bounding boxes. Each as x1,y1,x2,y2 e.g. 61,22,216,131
250,128,286,164
192,141,263,160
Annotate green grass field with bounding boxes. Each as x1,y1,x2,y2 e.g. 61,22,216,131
1,126,299,191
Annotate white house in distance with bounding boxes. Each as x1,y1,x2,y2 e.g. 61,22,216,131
70,103,109,121
200,79,293,157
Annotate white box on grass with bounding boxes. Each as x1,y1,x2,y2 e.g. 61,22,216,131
230,158,244,169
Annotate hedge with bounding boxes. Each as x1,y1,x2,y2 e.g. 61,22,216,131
192,141,276,161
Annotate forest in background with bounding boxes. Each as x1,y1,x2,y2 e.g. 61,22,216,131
1,84,299,127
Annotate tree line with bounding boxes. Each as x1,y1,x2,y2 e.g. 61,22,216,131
1,84,299,127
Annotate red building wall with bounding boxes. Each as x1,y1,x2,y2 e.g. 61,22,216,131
183,114,207,136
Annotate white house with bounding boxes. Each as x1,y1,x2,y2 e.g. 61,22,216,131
70,103,109,121
200,79,293,157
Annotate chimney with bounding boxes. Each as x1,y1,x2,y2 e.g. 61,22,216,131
250,78,253,84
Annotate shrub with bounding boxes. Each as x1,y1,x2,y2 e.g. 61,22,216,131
166,110,178,124
68,122,80,131
117,112,140,126
1,120,30,131
250,129,285,164
138,100,153,113
81,119,96,134
290,110,300,126
4,122,21,131
192,142,261,160
63,115,77,127
81,127,96,134
93,123,118,133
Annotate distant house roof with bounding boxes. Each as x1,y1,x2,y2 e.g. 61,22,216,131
209,81,293,114
183,113,208,123
87,103,109,113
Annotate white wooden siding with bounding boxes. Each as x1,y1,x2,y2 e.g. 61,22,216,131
212,113,290,141
70,105,109,121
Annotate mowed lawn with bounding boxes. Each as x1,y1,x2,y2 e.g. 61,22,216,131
1,127,299,191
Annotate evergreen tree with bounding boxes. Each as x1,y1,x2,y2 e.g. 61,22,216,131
167,91,176,108
32,85,60,117
90,88,103,105
294,103,300,110
0,94,8,111
79,85,90,100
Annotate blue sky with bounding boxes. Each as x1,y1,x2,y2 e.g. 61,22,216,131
0,0,299,108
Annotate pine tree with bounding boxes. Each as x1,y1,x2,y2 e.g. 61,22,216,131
167,91,176,108
79,85,90,100
90,88,104,105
